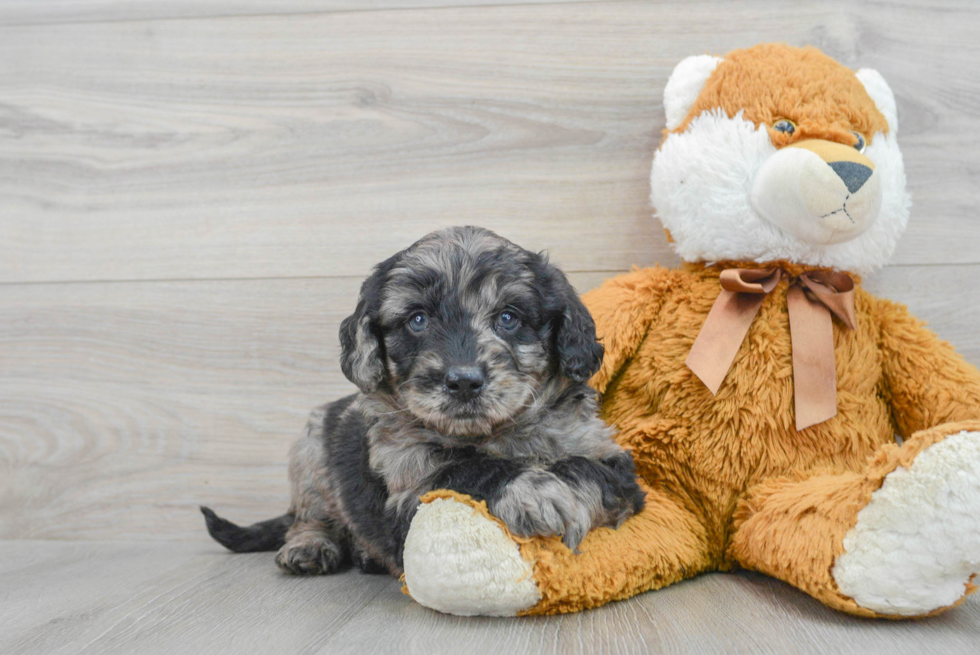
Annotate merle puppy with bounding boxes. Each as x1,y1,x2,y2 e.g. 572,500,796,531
202,226,644,577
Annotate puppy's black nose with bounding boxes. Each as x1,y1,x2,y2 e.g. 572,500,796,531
445,366,485,399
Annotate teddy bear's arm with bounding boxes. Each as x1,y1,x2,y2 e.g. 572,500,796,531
581,267,676,394
875,296,980,437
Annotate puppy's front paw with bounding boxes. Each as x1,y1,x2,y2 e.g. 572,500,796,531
276,537,345,575
490,470,592,551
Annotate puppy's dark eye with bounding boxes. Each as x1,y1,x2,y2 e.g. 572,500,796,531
408,312,429,333
852,131,867,153
772,119,796,135
496,311,520,332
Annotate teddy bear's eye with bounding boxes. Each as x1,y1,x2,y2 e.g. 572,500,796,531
852,132,867,153
772,119,796,135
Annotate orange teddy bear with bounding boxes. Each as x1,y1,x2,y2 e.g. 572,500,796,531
401,44,980,618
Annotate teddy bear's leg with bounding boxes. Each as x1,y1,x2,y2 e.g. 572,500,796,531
403,484,714,616
730,421,980,618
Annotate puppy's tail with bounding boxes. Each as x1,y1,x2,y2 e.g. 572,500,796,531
200,506,294,552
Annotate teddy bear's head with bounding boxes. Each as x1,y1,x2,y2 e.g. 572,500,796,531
651,43,910,275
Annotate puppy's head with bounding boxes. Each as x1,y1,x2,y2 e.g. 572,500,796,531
339,226,602,437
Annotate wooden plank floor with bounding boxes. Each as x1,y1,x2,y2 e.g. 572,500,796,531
2,541,978,655
3,0,980,651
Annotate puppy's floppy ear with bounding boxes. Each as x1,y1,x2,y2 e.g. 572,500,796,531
339,254,398,393
538,255,604,383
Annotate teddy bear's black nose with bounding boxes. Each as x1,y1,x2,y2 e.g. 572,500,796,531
829,161,873,194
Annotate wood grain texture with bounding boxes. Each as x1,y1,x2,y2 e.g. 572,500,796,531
1,540,978,655
0,0,630,27
0,277,359,541
2,0,980,283
2,267,979,542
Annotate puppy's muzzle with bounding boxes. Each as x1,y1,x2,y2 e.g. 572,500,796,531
750,139,881,245
444,366,485,401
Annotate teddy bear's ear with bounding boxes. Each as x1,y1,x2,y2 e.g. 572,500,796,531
663,55,722,130
855,68,898,134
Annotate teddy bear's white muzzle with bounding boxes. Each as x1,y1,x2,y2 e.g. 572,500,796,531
750,140,882,245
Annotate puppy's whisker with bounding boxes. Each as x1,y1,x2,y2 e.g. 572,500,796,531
508,378,540,406
393,378,417,394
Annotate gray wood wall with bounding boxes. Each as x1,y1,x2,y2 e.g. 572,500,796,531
3,0,979,542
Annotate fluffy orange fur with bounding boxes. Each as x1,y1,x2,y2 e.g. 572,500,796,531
583,265,980,617
672,44,890,149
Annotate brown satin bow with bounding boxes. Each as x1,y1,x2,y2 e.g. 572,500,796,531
685,268,856,431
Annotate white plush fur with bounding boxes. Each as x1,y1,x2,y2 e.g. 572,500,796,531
403,498,541,616
856,68,899,133
750,145,882,244
663,55,722,130
832,431,980,616
651,109,910,275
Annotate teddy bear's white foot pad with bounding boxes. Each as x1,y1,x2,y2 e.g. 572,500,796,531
832,430,980,615
403,497,541,616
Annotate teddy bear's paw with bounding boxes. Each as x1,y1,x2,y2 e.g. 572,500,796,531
403,497,541,616
832,430,980,616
